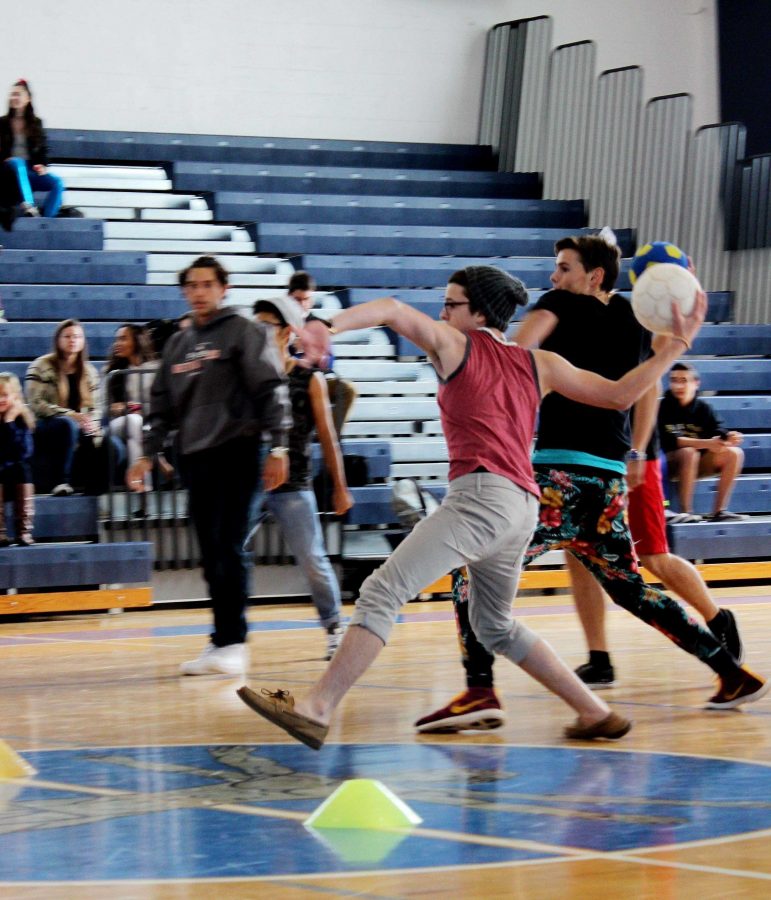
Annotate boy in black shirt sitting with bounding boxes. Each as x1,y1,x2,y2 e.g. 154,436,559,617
659,362,747,523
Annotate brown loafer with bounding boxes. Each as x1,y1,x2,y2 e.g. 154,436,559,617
237,686,328,750
564,711,632,741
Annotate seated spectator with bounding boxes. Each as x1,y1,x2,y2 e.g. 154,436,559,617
0,79,64,218
248,296,354,660
659,362,747,522
104,324,158,488
25,319,121,495
283,270,357,437
0,373,35,546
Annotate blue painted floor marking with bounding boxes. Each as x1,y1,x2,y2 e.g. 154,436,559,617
2,744,771,882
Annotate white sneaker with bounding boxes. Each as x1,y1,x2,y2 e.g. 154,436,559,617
325,625,344,661
179,642,248,676
52,483,74,497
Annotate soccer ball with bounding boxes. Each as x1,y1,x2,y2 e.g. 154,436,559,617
629,241,689,285
631,263,701,335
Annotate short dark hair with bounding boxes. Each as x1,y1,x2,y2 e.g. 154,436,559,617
178,255,229,288
554,235,621,292
287,271,316,294
670,362,699,377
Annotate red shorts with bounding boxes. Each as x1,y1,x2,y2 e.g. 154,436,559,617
627,459,669,556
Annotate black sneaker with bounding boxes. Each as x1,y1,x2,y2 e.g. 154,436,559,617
708,608,745,664
575,661,616,689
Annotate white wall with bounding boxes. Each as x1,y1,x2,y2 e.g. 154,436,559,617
2,0,718,142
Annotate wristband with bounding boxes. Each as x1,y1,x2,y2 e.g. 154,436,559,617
269,446,289,458
624,449,645,462
672,336,691,351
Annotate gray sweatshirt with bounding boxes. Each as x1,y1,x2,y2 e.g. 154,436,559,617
143,307,290,457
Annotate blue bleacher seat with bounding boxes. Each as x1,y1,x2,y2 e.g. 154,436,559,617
0,322,121,359
0,219,104,251
173,161,542,199
668,474,771,515
690,325,771,357
0,250,146,285
47,128,497,170
251,223,635,258
1,285,187,321
2,495,99,542
669,518,771,560
0,542,153,590
215,192,587,228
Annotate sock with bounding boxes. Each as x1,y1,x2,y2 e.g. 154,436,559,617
706,609,727,634
589,650,611,669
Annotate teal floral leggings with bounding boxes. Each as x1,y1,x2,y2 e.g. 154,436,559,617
453,465,736,686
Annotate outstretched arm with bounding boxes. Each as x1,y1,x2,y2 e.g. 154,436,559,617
302,298,467,380
535,292,706,411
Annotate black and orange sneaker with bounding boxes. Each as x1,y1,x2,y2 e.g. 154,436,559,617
414,688,504,733
705,666,770,710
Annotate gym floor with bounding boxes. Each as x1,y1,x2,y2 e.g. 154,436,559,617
2,584,771,898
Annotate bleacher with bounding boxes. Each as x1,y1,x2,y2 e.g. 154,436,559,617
0,127,768,607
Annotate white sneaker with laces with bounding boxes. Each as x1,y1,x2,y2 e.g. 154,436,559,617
325,625,344,661
179,642,248,676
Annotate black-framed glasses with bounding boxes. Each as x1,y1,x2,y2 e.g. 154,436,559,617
442,301,470,311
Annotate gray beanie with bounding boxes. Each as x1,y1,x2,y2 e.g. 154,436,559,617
464,266,528,330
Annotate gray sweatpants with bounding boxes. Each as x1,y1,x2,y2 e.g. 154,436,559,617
349,472,540,663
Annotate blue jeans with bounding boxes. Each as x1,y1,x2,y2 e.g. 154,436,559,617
247,487,341,628
6,157,64,217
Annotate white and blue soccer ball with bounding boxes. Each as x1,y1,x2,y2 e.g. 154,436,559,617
631,262,701,335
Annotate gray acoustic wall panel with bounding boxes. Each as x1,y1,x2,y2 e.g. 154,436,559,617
543,42,596,201
586,67,643,229
633,94,692,249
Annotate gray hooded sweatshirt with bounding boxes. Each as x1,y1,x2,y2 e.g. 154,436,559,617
143,306,290,457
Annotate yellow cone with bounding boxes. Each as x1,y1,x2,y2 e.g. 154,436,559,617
304,778,422,830
0,741,36,779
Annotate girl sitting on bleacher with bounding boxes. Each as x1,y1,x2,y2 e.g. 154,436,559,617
103,324,157,489
0,373,35,546
25,319,116,496
0,79,64,218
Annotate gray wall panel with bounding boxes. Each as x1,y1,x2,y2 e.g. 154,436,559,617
634,94,692,248
682,126,732,291
513,17,552,173
543,42,596,200
587,67,643,228
731,248,771,324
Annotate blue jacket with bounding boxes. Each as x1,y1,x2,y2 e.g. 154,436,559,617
0,415,33,471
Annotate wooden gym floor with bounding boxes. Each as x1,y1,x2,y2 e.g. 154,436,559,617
2,583,771,898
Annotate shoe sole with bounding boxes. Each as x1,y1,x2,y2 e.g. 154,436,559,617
237,686,328,750
415,710,505,734
705,678,771,710
581,681,616,691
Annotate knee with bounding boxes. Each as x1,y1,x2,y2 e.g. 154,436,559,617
726,446,744,468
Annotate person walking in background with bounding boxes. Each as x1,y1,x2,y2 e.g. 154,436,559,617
0,79,64,218
286,271,357,437
126,256,292,677
249,296,353,660
0,373,35,546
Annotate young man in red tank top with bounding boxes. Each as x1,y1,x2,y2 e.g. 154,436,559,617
236,265,709,749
